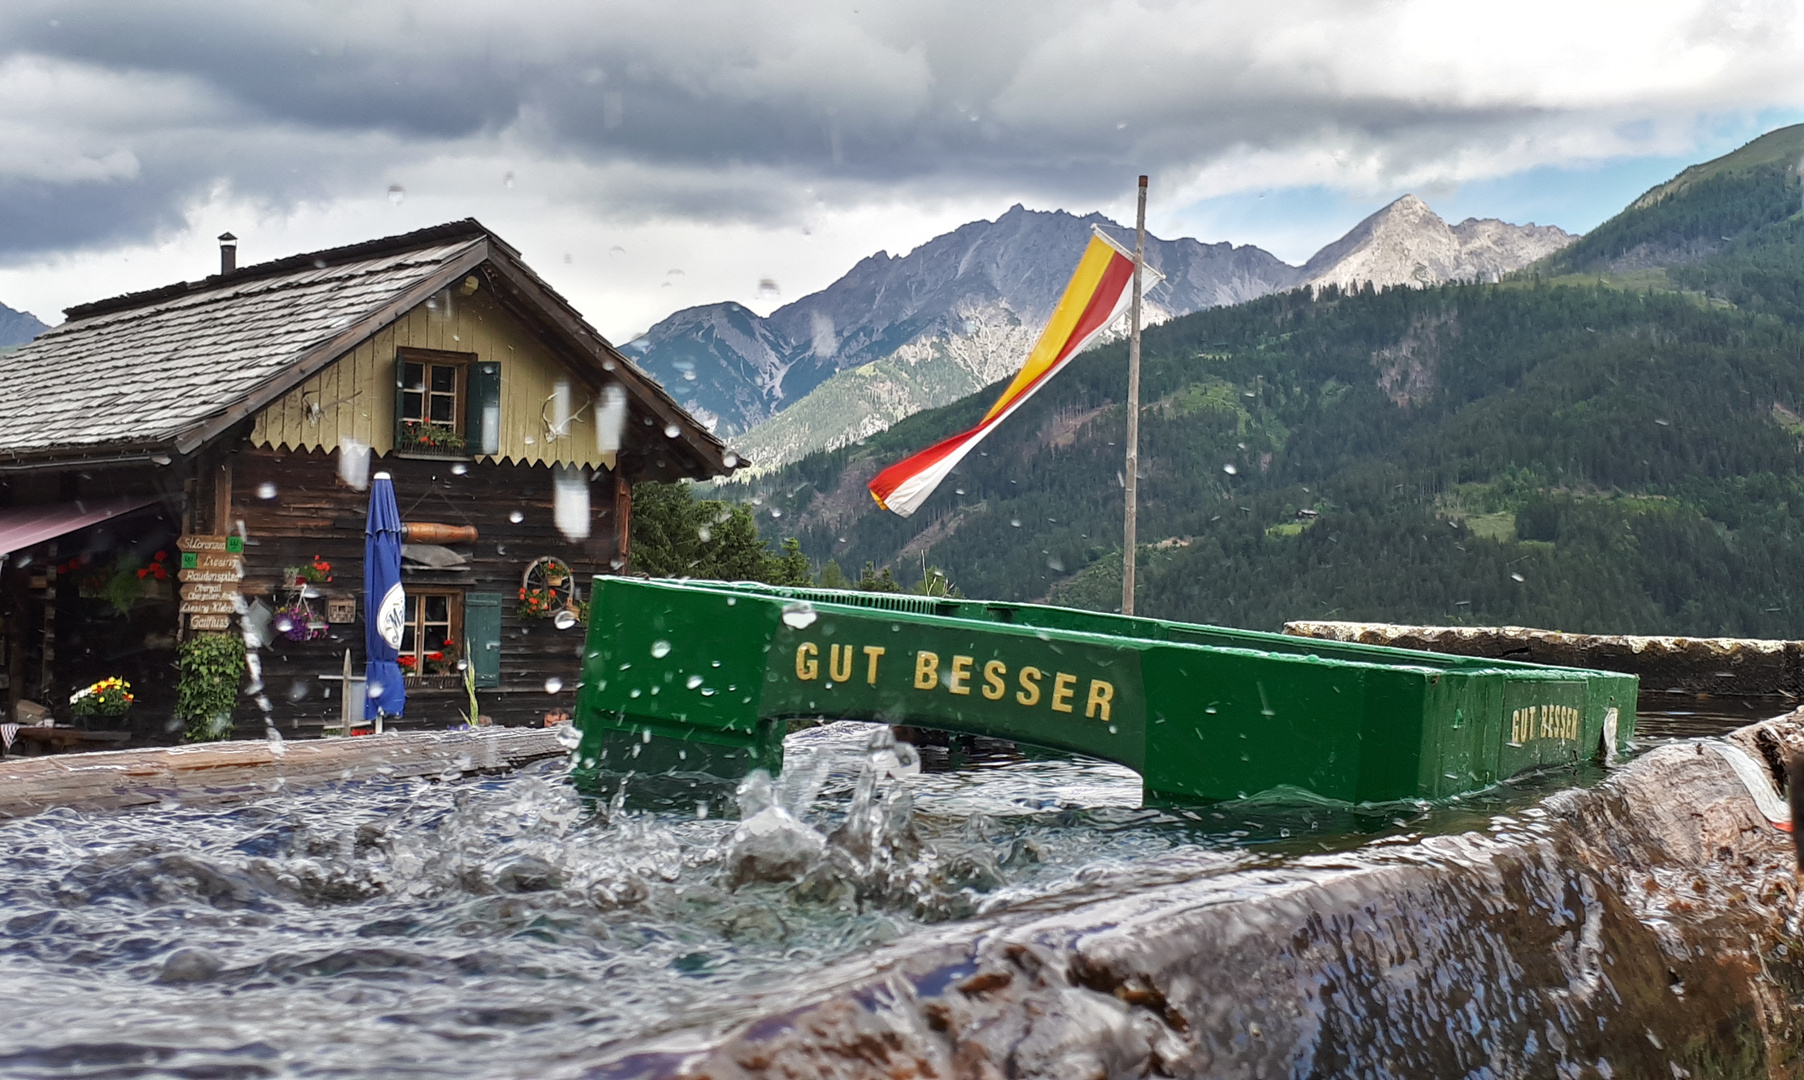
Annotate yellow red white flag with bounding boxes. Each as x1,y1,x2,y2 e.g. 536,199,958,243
868,228,1159,517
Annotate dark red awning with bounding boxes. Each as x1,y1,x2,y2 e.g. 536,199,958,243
0,495,164,557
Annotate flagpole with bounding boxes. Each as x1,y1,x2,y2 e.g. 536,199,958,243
1122,175,1147,617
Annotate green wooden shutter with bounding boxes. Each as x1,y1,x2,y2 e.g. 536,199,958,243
467,361,501,456
465,592,502,688
394,355,408,452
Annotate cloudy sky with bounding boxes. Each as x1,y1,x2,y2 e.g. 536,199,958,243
2,0,1802,340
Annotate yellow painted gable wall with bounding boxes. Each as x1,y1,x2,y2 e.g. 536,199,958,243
250,281,617,470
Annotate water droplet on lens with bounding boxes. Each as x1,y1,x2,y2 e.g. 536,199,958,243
553,610,578,630
544,677,564,693
510,511,524,523
555,722,581,747
1010,518,1021,527
723,452,739,468
451,463,468,475
781,601,817,629
650,640,672,658
256,482,277,499
697,525,712,542
1222,464,1238,475
769,508,781,519
686,674,703,689
664,424,680,438
1511,572,1526,582
387,183,405,204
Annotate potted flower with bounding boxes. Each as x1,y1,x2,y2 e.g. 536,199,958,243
274,601,325,641
283,557,333,589
518,586,557,619
135,551,174,600
424,640,458,675
397,654,419,674
70,677,134,718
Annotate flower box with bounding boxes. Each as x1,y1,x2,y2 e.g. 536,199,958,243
396,420,469,458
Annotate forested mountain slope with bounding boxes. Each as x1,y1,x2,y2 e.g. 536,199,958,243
737,278,1804,636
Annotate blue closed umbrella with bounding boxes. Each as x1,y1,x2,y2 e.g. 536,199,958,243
364,471,407,722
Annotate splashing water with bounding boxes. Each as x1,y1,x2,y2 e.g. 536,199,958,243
597,384,628,457
0,722,1621,1078
338,439,371,490
552,464,590,541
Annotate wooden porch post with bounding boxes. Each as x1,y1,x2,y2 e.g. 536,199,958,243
613,471,632,571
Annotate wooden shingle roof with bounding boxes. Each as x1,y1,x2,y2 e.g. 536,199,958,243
0,220,733,480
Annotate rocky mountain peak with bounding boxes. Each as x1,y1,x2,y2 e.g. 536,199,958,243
1302,195,1573,292
0,301,49,349
632,195,1572,471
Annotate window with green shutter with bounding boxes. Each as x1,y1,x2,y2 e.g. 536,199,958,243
464,592,502,689
393,347,479,457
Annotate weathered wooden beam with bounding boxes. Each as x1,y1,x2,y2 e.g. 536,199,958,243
0,727,565,819
1285,619,1804,697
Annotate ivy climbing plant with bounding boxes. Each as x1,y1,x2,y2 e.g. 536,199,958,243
178,633,246,742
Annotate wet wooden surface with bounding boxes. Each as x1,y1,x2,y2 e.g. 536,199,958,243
0,727,566,819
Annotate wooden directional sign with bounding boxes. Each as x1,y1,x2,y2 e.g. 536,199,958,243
178,534,244,555
176,536,243,635
178,567,243,584
180,599,239,616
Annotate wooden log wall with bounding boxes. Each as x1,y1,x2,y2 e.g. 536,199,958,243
231,446,622,737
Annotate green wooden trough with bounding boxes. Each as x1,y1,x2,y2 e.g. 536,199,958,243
572,578,1637,805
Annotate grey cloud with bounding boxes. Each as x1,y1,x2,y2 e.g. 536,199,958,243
0,0,1789,260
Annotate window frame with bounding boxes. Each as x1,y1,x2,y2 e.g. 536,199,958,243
398,589,465,676
394,347,477,457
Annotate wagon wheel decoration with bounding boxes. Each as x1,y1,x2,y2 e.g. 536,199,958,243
519,556,579,619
